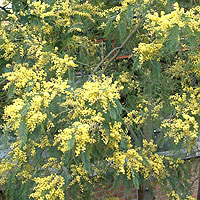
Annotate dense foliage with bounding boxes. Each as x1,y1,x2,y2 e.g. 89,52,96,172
0,0,200,199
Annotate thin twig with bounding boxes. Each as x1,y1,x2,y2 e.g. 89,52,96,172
101,20,143,74
75,61,91,67
0,6,11,14
93,46,121,74
190,176,200,190
88,19,143,80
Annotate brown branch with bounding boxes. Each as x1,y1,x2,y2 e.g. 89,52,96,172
0,6,11,14
101,20,143,74
88,19,143,80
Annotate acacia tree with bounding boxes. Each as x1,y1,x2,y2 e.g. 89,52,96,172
0,0,200,199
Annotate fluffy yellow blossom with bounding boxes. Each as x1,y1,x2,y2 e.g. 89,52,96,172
30,1,50,17
16,164,34,183
168,190,180,200
107,152,127,174
74,122,95,156
134,42,163,64
30,175,65,200
75,75,122,111
68,164,91,192
53,127,74,152
0,159,15,185
54,122,95,156
42,158,63,170
126,149,143,179
141,140,167,179
33,135,51,149
3,98,24,131
162,88,200,146
10,142,27,166
26,95,47,131
109,122,123,139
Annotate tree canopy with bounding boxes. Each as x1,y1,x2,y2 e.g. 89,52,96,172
0,0,200,199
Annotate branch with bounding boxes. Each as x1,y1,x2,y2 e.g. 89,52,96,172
190,176,199,189
102,20,143,74
75,61,91,67
0,6,11,14
89,19,143,79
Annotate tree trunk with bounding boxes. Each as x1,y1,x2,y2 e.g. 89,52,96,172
142,180,155,200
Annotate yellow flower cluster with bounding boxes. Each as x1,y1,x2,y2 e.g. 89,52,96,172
68,164,91,192
23,140,36,156
30,1,50,17
118,71,139,91
107,140,166,180
109,122,123,149
145,3,200,39
54,122,95,156
50,54,77,77
2,53,73,133
162,87,200,146
10,142,27,166
124,99,163,127
146,3,185,34
3,98,24,131
75,75,122,111
42,157,63,170
0,159,15,185
142,140,167,179
74,122,95,156
0,27,17,60
16,164,34,183
168,190,181,200
189,51,200,77
54,127,74,153
185,6,200,32
33,135,51,149
26,95,47,131
168,191,195,200
134,42,163,64
126,148,144,179
166,58,186,79
107,151,127,174
30,174,65,200
165,157,184,169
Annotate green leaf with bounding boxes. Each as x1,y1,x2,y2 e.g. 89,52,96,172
18,119,28,146
109,103,117,120
3,121,14,149
167,175,176,189
67,135,75,150
126,6,134,26
152,60,161,82
7,83,15,99
118,20,127,43
81,148,90,172
114,99,123,115
107,173,121,192
104,18,113,38
20,103,30,118
63,150,72,166
124,176,132,195
132,176,139,190
3,128,8,150
67,67,75,87
164,25,180,55
132,56,139,71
